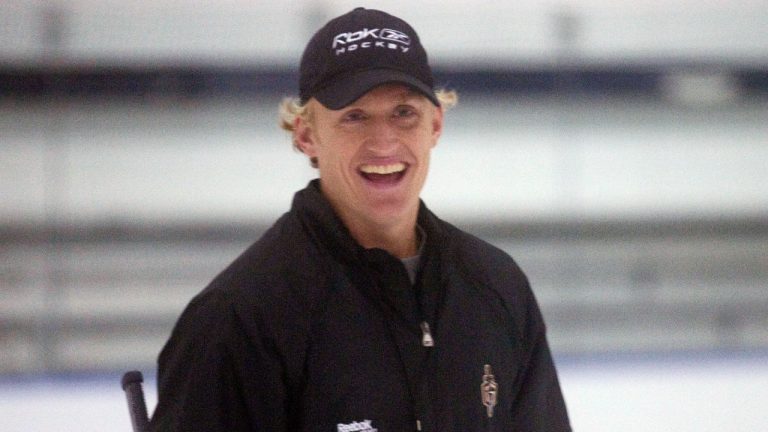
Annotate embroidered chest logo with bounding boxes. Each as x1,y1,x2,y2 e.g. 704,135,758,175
481,364,498,418
337,419,378,432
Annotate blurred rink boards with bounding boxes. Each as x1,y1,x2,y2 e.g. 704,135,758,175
2,96,766,374
1,1,768,431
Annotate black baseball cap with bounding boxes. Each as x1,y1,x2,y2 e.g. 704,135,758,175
299,7,439,109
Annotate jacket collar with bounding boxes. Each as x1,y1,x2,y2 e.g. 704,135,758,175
292,180,447,325
291,179,446,266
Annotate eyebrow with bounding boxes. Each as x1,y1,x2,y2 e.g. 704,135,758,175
341,87,426,111
397,89,424,102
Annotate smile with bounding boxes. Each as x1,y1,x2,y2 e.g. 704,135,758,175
358,162,408,184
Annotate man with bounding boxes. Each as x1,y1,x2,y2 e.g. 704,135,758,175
150,8,571,431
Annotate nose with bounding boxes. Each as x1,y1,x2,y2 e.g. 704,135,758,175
364,118,400,153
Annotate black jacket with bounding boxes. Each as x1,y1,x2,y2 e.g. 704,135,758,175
150,180,571,431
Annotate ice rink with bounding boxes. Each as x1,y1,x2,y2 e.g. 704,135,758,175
2,2,767,431
2,351,767,432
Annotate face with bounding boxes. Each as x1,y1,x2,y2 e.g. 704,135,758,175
295,84,443,232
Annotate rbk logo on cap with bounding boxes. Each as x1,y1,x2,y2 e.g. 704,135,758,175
332,28,412,55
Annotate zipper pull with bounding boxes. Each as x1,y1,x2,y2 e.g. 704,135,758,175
420,321,434,347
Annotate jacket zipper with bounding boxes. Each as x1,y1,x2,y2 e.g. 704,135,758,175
420,321,434,347
416,320,434,431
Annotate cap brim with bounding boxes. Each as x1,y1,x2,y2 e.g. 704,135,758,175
313,69,439,110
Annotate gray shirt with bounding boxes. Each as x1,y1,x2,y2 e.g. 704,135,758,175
400,225,426,285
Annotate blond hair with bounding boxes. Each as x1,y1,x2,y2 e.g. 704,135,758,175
279,89,458,167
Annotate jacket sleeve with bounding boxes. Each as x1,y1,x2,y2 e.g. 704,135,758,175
149,288,293,431
509,288,572,431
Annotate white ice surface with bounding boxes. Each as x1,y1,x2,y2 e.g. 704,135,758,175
1,352,766,432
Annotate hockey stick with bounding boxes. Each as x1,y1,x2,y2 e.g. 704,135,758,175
121,370,150,432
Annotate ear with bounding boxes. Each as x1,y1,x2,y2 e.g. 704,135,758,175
294,112,318,159
430,106,444,148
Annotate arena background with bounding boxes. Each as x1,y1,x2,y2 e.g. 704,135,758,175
1,1,767,430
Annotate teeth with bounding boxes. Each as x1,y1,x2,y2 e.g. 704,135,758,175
360,163,406,175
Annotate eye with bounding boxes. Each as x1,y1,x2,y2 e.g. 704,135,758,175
341,110,366,123
394,105,417,118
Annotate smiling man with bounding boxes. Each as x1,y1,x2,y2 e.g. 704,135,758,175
294,84,441,259
150,8,571,432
